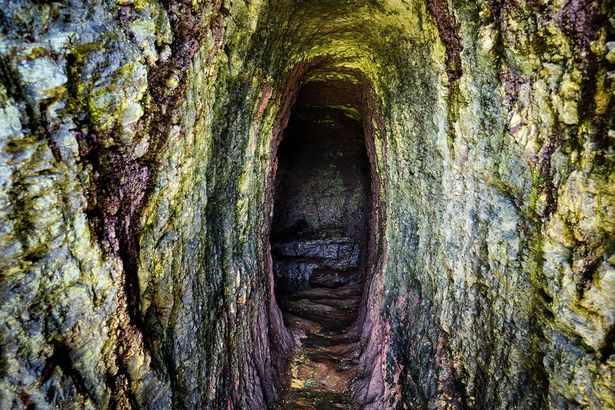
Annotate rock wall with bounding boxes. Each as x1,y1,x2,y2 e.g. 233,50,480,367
272,103,369,244
0,0,613,409
1,0,290,407
271,81,371,293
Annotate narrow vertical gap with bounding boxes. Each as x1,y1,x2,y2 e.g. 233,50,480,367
270,79,374,408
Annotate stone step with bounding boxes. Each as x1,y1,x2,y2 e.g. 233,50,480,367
281,389,353,410
274,259,359,292
283,312,362,348
285,294,360,310
272,238,362,293
278,297,356,327
303,330,361,347
309,269,358,288
303,343,360,365
290,282,363,300
280,283,364,409
282,312,324,337
272,238,360,265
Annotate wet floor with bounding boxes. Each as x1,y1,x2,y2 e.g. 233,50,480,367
279,282,363,409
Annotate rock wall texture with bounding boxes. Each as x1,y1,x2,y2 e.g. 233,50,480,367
272,100,369,244
0,0,613,409
271,82,371,294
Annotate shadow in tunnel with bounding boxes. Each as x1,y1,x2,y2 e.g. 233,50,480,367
271,80,373,408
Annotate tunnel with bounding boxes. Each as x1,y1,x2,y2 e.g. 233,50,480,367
1,1,613,409
270,78,374,406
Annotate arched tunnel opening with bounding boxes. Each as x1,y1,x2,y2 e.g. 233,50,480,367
2,1,612,409
269,77,376,406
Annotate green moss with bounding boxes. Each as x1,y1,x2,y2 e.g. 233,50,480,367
1,0,612,408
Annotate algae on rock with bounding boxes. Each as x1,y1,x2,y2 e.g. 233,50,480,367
0,0,613,408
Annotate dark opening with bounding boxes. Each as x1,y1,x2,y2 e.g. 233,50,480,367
271,79,373,406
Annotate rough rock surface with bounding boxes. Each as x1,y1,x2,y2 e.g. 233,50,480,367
273,238,361,292
279,282,364,409
271,83,371,294
0,0,613,409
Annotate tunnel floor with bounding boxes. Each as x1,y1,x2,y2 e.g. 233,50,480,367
279,282,363,409
272,81,372,408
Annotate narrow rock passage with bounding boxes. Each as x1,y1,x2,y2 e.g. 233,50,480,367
2,1,612,408
270,81,373,408
279,279,363,409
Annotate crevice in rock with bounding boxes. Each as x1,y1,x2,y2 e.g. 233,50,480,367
426,0,463,82
267,73,382,408
41,340,94,405
63,2,228,404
